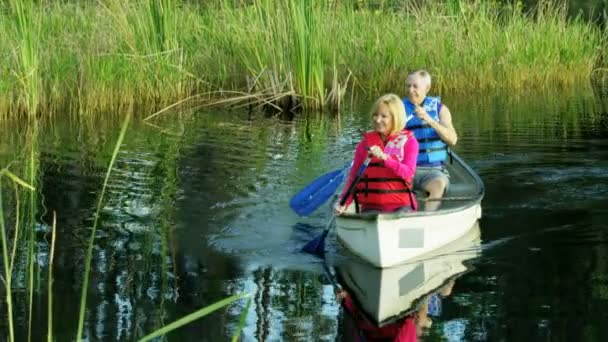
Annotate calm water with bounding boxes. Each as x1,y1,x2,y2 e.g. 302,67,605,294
1,88,607,341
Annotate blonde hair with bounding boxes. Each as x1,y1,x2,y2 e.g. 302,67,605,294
370,93,405,135
407,69,432,89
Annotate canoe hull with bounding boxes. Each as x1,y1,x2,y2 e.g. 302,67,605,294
336,203,481,267
335,223,481,325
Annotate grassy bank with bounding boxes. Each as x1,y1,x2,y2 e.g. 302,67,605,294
0,0,606,117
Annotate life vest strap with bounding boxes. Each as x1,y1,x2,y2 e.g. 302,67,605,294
407,123,431,130
416,137,443,143
419,146,448,154
356,188,412,194
354,194,360,214
361,177,406,182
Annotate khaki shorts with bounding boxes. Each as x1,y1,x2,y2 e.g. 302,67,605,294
413,166,450,194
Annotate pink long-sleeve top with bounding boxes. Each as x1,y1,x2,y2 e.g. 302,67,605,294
339,130,419,212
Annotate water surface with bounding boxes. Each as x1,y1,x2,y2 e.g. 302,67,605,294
1,88,607,341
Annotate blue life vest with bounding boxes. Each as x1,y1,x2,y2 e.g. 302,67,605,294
404,96,448,166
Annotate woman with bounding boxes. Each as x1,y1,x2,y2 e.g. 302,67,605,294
335,94,418,214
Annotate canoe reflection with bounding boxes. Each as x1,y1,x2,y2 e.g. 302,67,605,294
334,223,481,341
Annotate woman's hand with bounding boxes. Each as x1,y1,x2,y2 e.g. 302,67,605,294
369,145,387,160
333,201,347,215
335,289,349,303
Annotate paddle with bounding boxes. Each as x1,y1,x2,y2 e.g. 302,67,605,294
302,156,372,257
289,161,352,217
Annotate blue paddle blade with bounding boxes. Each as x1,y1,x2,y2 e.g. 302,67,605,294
302,216,336,257
301,229,329,257
289,162,351,217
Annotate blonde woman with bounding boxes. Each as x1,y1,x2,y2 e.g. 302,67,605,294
335,94,419,214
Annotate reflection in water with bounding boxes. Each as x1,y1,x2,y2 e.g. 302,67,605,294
333,223,481,341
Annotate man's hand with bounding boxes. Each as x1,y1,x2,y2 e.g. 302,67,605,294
414,104,458,147
414,104,432,123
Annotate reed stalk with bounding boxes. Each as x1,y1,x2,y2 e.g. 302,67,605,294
0,180,15,342
231,296,253,342
146,0,177,53
139,293,251,342
7,0,40,118
47,212,57,342
26,124,39,342
76,111,131,340
0,168,36,342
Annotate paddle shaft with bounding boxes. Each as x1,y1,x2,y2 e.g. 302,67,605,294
339,156,372,206
322,260,341,291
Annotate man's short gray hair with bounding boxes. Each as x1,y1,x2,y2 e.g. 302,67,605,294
408,69,431,88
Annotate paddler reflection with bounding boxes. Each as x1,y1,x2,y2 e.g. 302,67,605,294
333,222,481,341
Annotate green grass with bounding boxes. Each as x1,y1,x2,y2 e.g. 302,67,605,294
6,0,40,119
0,168,36,342
75,110,132,340
0,180,15,342
0,0,606,117
47,212,56,342
139,293,251,342
26,122,38,342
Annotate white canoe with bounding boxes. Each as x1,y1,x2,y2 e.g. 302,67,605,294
335,223,481,326
336,152,484,268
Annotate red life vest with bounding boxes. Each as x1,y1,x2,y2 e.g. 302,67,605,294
343,295,418,342
354,130,416,211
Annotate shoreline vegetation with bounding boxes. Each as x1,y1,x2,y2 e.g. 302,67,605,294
1,0,607,119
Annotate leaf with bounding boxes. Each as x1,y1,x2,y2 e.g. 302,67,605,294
139,293,250,342
0,169,35,191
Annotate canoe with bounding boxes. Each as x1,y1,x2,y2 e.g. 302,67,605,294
336,151,484,268
334,223,481,326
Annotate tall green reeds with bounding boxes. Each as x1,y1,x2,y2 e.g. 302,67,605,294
146,0,177,53
26,123,39,342
0,0,606,117
222,0,332,109
75,111,131,340
289,0,326,108
139,293,251,342
98,0,184,104
0,180,15,342
47,212,56,342
0,169,36,342
6,0,40,118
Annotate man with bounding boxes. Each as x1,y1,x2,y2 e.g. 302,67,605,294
403,70,458,210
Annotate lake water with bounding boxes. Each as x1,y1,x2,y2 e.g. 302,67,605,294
1,87,607,341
